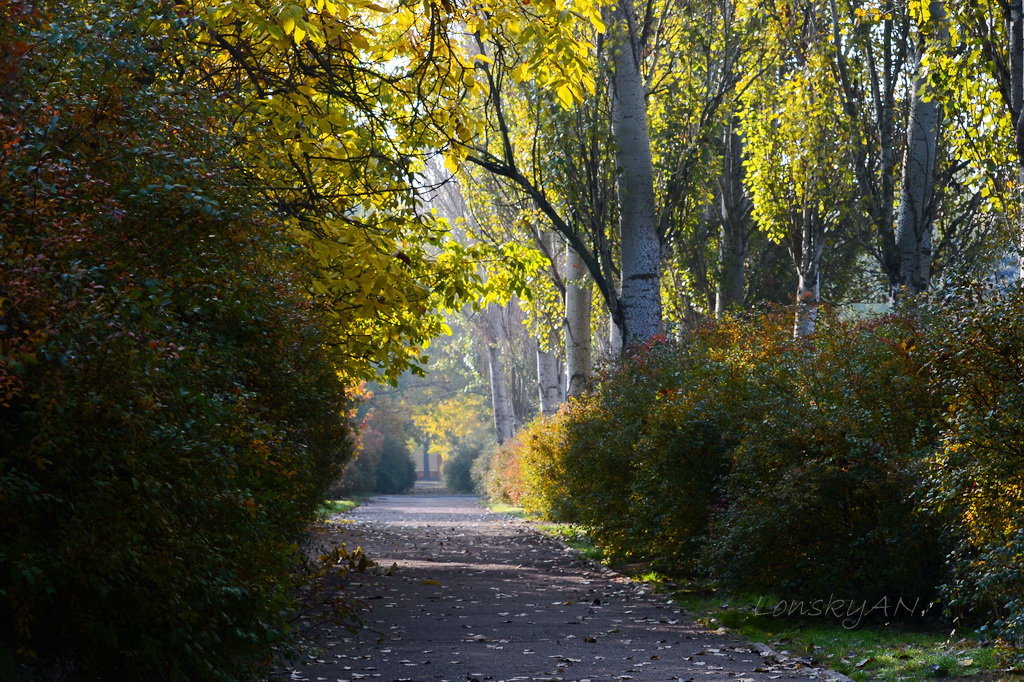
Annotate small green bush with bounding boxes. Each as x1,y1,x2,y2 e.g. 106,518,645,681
371,411,417,494
375,443,417,494
338,428,384,495
443,444,481,493
517,409,579,521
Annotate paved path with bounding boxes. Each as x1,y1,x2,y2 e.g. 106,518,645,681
275,494,835,682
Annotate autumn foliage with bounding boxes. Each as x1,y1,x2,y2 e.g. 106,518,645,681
338,405,416,495
0,3,350,678
922,290,1024,646
490,310,959,609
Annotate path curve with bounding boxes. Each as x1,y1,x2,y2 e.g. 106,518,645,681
275,493,837,682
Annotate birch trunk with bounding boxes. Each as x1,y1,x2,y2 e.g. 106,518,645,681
609,1,662,348
716,223,746,314
565,248,593,398
715,121,749,314
894,0,944,298
607,314,624,356
536,333,562,415
793,213,825,338
794,267,820,338
484,304,516,444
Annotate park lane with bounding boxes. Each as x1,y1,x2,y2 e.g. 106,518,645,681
274,492,840,682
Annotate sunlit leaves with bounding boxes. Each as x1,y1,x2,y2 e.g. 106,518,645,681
412,393,493,464
182,0,608,384
925,0,1019,217
737,1,855,245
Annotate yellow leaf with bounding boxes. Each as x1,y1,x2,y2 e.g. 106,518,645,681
555,84,573,108
511,63,530,82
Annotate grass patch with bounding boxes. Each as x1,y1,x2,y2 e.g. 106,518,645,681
669,590,1015,681
482,503,606,561
316,497,361,519
534,523,606,562
486,502,526,518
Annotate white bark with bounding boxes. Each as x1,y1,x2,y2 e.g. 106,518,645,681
564,248,593,398
1006,0,1024,278
609,1,662,348
894,0,944,298
536,332,562,415
608,316,623,356
793,213,825,338
485,304,516,444
1019,168,1024,281
794,267,820,338
894,92,938,296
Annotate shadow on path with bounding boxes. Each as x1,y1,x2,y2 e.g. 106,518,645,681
274,494,839,682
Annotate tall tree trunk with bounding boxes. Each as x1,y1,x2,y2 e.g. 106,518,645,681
607,312,624,356
715,120,750,315
536,332,562,415
1007,0,1024,277
827,0,900,289
609,0,662,348
894,0,945,298
534,230,566,412
715,222,746,314
794,212,825,338
564,248,593,398
484,304,516,444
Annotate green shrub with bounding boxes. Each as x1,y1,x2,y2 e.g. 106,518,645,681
375,442,417,494
620,315,790,573
707,313,949,604
923,288,1024,644
371,410,417,494
518,409,580,521
338,427,384,494
337,407,416,495
494,310,949,606
443,444,481,493
512,316,788,566
0,6,350,678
